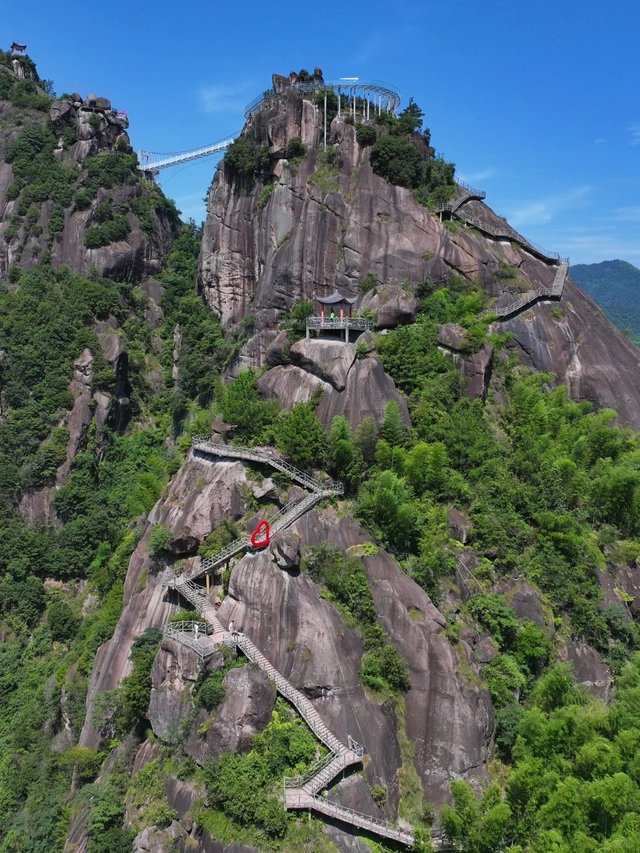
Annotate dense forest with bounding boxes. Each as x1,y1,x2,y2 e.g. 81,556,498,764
0,56,640,853
571,260,640,344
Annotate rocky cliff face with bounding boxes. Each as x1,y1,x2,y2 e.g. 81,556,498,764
199,88,640,428
0,91,178,282
77,449,492,852
79,450,251,748
232,509,494,804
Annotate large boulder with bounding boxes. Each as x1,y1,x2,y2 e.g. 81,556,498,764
258,364,330,406
316,354,410,429
184,664,276,764
360,284,418,328
148,641,212,740
289,338,356,390
559,638,612,702
462,343,493,400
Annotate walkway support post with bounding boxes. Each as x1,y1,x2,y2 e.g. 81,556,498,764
324,90,327,149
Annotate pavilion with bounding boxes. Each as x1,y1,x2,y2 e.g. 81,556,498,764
305,291,372,342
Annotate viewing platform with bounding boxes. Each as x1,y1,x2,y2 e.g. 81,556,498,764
305,291,372,342
305,316,372,342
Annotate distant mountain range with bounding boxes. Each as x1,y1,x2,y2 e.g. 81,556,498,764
570,259,640,343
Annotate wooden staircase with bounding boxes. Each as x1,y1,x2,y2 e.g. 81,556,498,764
160,439,434,847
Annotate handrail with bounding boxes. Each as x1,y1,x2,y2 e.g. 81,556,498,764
447,206,567,264
283,790,416,846
166,620,212,633
245,79,401,118
138,134,239,173
454,180,486,199
233,632,346,753
284,751,336,788
161,438,437,847
485,263,568,320
305,316,372,331
191,438,343,495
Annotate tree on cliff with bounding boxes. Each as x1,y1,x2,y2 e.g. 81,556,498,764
274,402,326,466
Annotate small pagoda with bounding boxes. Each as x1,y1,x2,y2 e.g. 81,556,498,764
11,42,27,56
305,290,372,342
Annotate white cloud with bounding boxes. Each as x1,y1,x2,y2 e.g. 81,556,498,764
200,82,253,113
507,186,592,227
541,225,640,264
457,167,496,183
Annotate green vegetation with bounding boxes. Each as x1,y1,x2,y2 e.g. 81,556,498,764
85,213,131,248
441,656,640,851
0,52,52,111
303,543,410,694
368,99,456,208
256,181,274,212
224,135,271,184
202,699,326,841
0,92,217,845
196,656,246,711
356,124,377,147
284,136,306,160
4,61,640,853
571,259,640,344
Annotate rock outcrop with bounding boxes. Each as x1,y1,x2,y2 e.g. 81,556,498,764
213,507,492,807
79,452,250,748
502,280,640,428
0,93,178,283
316,353,410,428
184,664,276,765
198,85,640,428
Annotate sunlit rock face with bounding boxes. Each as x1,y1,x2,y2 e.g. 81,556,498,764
199,82,640,428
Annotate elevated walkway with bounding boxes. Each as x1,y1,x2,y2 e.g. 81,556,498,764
167,439,342,585
450,206,566,265
283,789,415,846
138,134,238,174
487,262,568,320
244,79,401,118
305,316,373,341
434,181,487,214
161,438,431,847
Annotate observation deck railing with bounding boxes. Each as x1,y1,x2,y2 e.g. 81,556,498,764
245,79,401,118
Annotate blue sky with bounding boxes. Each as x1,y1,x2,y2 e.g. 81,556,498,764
4,0,639,264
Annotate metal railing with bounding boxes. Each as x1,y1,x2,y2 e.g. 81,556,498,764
163,621,218,658
283,790,416,846
454,179,487,199
305,316,372,331
485,263,568,320
166,619,211,634
191,438,343,495
160,438,439,842
448,207,567,264
284,751,337,789
138,133,239,173
244,79,401,118
232,631,347,754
